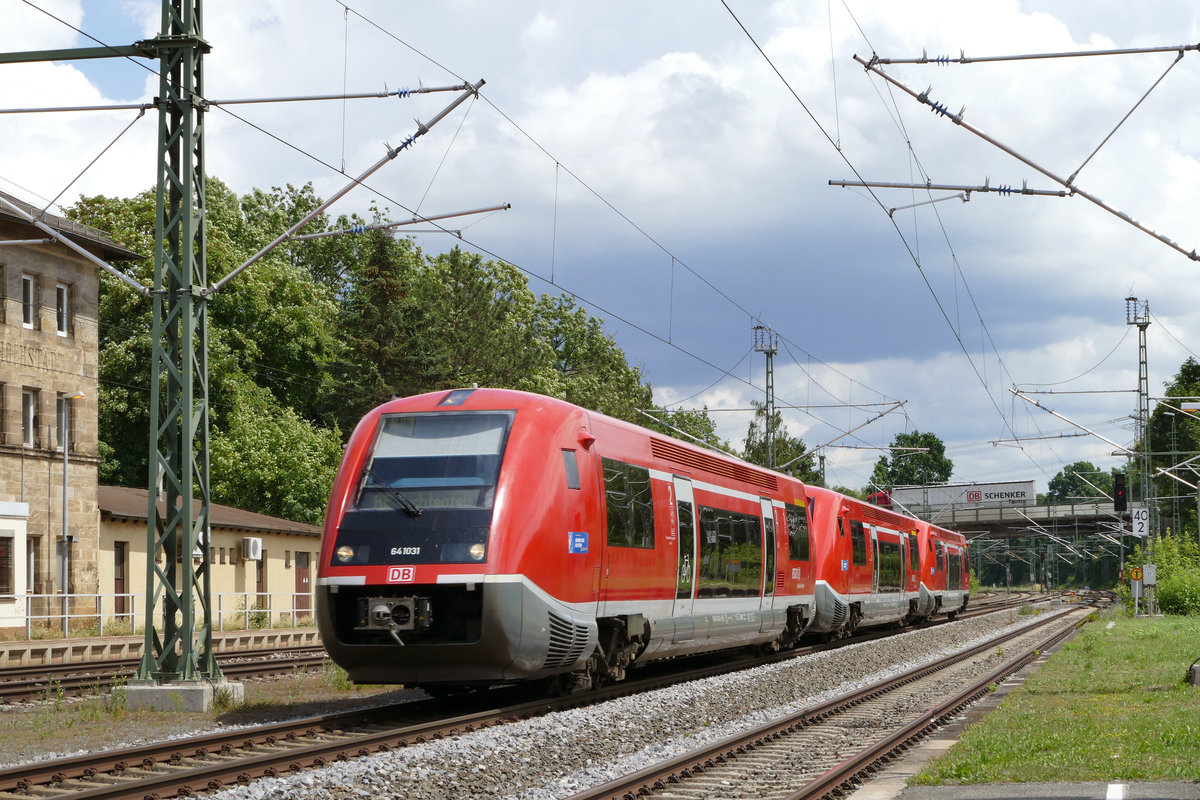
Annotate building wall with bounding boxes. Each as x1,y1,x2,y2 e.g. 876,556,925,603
99,517,321,627
0,227,101,603
0,502,29,632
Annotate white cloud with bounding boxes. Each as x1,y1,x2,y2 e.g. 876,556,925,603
4,0,1200,494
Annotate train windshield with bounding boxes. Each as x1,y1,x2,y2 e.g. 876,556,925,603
354,411,513,511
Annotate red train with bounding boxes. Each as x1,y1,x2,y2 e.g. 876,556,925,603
316,388,969,691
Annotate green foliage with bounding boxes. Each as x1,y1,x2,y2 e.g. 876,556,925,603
1120,534,1200,615
914,612,1200,784
869,430,953,490
1045,460,1118,504
210,387,343,524
66,181,659,526
742,401,821,484
641,405,727,450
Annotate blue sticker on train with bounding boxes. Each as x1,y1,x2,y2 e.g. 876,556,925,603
569,531,588,554
841,559,849,571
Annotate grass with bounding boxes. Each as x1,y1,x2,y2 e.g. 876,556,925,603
913,610,1200,785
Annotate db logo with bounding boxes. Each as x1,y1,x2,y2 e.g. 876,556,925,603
967,490,982,502
387,566,415,583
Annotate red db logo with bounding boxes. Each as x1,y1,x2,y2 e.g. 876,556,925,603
387,566,415,583
967,490,982,502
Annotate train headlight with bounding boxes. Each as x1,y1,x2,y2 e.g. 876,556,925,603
468,542,486,561
335,545,355,563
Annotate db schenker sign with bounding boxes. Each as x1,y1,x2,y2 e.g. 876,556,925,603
891,481,1035,510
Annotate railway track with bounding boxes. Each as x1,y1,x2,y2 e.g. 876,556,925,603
563,603,1091,800
0,595,1062,800
0,646,329,704
0,590,1034,707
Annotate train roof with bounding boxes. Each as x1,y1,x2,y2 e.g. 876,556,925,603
375,387,806,495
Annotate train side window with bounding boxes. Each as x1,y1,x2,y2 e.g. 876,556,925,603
561,449,580,490
850,520,867,566
936,542,945,572
878,538,902,591
786,504,809,561
602,458,655,548
908,534,919,570
697,505,762,598
948,550,963,589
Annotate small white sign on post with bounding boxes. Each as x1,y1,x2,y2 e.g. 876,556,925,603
1143,564,1156,586
1131,506,1150,537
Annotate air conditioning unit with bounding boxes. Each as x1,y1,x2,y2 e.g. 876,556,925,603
242,537,263,561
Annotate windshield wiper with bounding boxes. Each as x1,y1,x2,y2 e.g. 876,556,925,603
362,467,422,518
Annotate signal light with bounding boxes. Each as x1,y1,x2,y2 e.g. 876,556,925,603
1114,474,1127,512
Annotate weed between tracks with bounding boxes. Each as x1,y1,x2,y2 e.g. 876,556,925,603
0,660,416,768
913,609,1200,784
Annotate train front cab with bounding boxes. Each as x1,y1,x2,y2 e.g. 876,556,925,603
915,522,970,620
316,389,608,687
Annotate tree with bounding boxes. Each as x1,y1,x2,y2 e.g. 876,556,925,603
1145,356,1200,537
869,430,953,490
530,293,653,421
642,405,727,451
1045,461,1117,504
209,385,343,524
742,401,822,484
68,182,662,524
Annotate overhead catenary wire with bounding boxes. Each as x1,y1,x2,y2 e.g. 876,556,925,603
208,79,485,296
855,53,1200,261
722,1,1036,473
10,1,962,471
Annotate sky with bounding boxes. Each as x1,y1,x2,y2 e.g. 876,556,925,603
3,0,1200,496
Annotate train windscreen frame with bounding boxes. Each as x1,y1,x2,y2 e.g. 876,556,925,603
353,410,513,511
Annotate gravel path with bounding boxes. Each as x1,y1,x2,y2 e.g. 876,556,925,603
208,603,1077,800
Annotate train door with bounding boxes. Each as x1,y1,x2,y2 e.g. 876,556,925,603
672,477,697,642
870,526,880,595
759,498,776,631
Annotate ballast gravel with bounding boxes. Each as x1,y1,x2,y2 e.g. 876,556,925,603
208,603,1077,800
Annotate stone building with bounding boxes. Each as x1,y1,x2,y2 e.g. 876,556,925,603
0,191,138,623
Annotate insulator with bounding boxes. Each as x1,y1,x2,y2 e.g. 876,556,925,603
395,88,412,99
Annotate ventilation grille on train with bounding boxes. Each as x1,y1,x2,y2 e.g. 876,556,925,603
650,438,779,492
544,612,590,669
775,571,786,592
856,504,912,527
828,597,849,629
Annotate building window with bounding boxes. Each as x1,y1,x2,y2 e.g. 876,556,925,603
55,283,70,336
21,389,38,448
21,274,35,328
0,533,13,596
55,394,70,452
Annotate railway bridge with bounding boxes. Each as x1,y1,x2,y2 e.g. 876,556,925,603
911,500,1128,541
